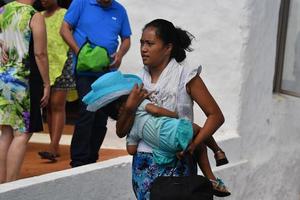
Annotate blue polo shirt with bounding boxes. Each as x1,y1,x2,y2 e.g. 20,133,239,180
65,0,131,55
64,0,131,76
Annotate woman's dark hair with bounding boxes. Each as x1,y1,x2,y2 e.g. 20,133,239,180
33,0,72,11
101,95,129,120
143,19,195,63
58,0,72,9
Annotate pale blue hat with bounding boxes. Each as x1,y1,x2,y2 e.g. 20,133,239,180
83,71,142,112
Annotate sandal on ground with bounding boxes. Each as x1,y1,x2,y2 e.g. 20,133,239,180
210,178,231,197
38,151,57,162
214,150,229,166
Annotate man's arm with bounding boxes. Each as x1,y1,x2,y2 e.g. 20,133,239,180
110,37,130,69
60,21,80,55
30,12,50,108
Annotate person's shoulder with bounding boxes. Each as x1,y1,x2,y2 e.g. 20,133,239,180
180,63,202,85
30,12,45,29
32,11,43,19
59,8,67,13
112,1,127,12
68,0,86,10
180,61,202,75
57,8,67,16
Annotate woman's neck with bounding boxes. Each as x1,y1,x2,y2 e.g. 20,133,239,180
149,59,170,83
44,5,60,17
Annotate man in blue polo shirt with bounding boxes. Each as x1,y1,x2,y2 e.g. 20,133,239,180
60,0,131,167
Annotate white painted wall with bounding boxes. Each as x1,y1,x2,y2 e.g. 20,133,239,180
1,1,300,200
119,0,245,135
234,0,300,199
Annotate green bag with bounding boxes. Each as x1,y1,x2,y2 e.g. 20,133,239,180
76,42,110,73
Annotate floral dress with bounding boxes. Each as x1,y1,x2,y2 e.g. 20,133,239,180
0,2,37,133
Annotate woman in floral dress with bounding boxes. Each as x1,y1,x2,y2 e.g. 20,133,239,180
0,0,50,183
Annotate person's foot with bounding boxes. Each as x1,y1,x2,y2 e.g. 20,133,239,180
38,151,58,162
214,150,229,166
210,178,231,197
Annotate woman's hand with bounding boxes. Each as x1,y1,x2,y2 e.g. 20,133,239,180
40,84,50,108
116,83,149,138
187,142,197,155
176,151,185,160
176,142,197,160
125,83,149,112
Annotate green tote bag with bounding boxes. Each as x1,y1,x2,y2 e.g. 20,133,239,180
76,41,110,73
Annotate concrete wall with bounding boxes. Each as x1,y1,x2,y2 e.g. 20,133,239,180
235,0,300,199
1,1,300,200
0,157,135,200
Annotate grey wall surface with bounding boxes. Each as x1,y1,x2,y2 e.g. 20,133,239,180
0,157,135,200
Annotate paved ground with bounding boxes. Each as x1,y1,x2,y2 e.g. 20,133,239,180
20,143,128,179
19,123,128,180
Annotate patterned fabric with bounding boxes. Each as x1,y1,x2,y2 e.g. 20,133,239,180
53,50,76,90
43,8,69,86
0,2,36,133
132,152,195,200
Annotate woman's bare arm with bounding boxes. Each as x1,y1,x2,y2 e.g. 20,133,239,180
187,75,224,153
116,84,148,137
30,12,50,108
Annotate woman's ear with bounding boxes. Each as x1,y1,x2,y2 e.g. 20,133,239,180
166,43,173,53
167,43,173,52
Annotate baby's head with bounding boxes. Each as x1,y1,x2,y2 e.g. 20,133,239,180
83,71,142,112
101,95,129,120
